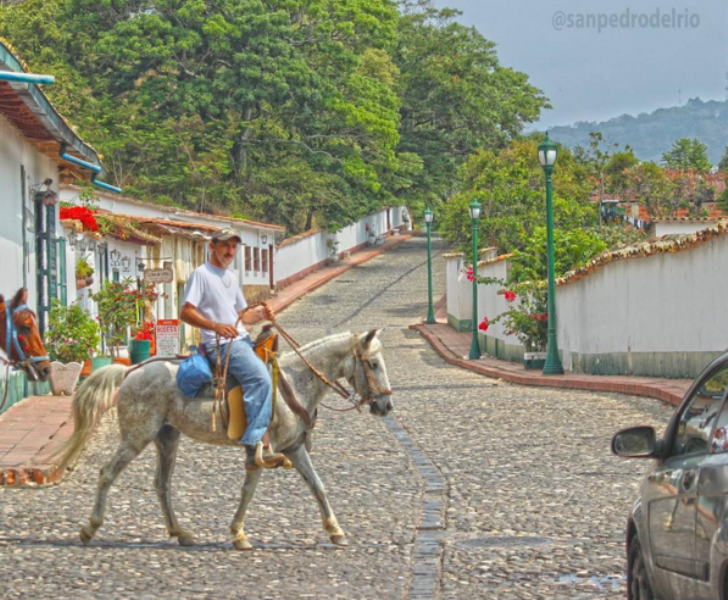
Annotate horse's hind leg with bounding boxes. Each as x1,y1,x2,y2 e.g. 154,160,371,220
154,425,195,547
80,439,146,545
230,467,262,551
285,443,347,546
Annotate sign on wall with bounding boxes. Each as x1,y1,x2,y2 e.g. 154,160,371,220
156,319,180,357
144,268,174,284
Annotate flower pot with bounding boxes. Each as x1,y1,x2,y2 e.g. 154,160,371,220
81,359,93,377
49,361,83,396
523,351,547,370
92,356,113,371
130,339,151,365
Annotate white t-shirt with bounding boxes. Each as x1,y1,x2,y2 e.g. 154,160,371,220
183,262,248,347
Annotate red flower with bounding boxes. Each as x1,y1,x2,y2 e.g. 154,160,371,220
478,317,489,332
540,313,548,321
60,206,100,232
504,290,516,302
466,266,476,282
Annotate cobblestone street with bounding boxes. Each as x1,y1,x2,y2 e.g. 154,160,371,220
0,237,673,599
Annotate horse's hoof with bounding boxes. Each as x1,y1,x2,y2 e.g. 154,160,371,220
330,534,348,546
79,526,95,546
177,534,196,547
233,537,253,551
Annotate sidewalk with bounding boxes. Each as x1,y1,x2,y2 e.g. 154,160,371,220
411,300,692,408
0,232,413,486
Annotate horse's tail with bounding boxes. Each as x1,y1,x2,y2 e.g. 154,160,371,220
54,364,128,473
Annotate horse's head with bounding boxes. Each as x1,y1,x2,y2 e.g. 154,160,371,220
352,329,393,417
0,289,51,382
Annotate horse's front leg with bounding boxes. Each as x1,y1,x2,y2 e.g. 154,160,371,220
230,467,262,551
284,443,347,546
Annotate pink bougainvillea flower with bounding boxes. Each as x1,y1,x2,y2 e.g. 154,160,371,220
465,266,476,282
504,290,516,302
478,317,489,332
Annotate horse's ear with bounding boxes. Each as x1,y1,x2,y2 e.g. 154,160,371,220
362,328,383,350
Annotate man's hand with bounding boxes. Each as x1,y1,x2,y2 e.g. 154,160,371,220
263,304,276,321
213,322,239,339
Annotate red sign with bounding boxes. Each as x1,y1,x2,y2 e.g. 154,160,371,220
156,319,180,357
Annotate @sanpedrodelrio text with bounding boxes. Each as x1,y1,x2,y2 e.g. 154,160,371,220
552,8,700,33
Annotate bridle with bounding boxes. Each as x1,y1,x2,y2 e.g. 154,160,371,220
0,303,49,410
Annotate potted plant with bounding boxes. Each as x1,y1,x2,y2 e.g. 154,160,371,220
76,256,94,290
484,285,549,369
45,300,100,394
130,321,155,364
326,238,340,264
91,279,158,368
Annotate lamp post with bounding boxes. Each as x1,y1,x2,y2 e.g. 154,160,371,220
468,199,481,360
538,133,564,375
424,208,436,324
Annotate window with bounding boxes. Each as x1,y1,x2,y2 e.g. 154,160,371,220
673,365,728,456
253,247,260,272
261,248,268,274
244,246,252,273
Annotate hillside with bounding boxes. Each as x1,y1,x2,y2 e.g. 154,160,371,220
547,98,728,165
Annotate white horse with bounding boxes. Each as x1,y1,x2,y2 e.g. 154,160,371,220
57,329,393,550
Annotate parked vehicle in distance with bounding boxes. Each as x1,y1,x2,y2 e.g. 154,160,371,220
612,352,728,599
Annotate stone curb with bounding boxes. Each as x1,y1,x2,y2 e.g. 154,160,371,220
410,323,686,407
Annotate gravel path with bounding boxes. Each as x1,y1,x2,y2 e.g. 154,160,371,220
0,237,673,599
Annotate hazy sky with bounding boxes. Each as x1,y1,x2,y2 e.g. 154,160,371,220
434,0,728,129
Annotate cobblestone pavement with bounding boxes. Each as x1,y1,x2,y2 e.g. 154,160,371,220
0,238,673,599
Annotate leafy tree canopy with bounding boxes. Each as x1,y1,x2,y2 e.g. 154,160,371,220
0,0,547,233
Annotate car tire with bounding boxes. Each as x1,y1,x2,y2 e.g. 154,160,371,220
628,536,654,600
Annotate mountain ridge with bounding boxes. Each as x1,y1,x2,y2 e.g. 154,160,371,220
547,97,728,165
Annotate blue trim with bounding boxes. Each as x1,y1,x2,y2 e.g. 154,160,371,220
59,144,101,173
0,71,54,85
0,42,99,165
91,174,122,194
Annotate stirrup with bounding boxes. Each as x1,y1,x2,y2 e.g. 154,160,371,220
253,441,292,470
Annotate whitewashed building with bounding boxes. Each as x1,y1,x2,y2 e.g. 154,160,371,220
0,39,116,411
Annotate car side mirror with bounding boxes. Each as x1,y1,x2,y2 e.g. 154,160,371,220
612,426,659,458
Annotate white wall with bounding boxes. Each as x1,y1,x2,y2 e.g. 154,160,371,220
0,114,60,307
275,207,406,287
443,229,728,375
275,232,329,284
653,221,723,238
557,232,728,360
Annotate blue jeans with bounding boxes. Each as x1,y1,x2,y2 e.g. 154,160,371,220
206,337,272,446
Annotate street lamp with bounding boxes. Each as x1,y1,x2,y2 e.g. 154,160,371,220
424,208,436,324
468,199,481,360
538,133,564,375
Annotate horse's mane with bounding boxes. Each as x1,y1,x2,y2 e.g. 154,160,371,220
279,330,381,362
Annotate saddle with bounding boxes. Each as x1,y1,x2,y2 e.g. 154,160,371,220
222,326,279,441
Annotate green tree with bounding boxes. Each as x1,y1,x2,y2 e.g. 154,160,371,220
604,150,638,197
661,138,711,171
393,0,547,218
440,137,597,254
623,162,675,218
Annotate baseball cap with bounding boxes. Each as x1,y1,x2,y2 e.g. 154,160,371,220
211,228,242,243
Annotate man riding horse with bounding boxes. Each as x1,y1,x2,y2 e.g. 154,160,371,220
179,228,277,469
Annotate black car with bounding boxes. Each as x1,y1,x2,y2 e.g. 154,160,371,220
613,352,728,599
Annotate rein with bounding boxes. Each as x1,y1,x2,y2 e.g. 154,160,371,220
244,302,390,414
